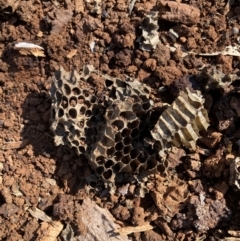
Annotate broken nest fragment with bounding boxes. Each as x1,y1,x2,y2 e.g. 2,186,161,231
50,66,209,190
151,88,209,152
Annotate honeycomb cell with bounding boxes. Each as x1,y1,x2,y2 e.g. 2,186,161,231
130,160,140,172
115,151,124,161
107,147,115,157
115,142,124,151
121,128,131,137
63,84,71,95
79,137,85,145
83,89,89,97
72,87,81,95
69,108,77,119
127,120,140,129
105,79,114,87
130,148,140,159
96,166,104,175
122,155,131,164
120,111,136,120
90,96,97,103
124,136,132,145
96,156,105,165
113,162,124,172
72,140,79,146
112,120,124,130
69,96,77,107
84,100,91,108
78,96,85,104
147,158,157,170
85,109,92,117
123,145,132,154
56,91,62,103
80,106,86,115
79,146,85,153
138,152,148,163
105,160,114,168
61,96,68,109
157,164,166,174
103,169,113,179
115,132,122,142
58,108,64,118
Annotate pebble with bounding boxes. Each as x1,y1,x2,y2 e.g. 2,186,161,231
232,27,239,35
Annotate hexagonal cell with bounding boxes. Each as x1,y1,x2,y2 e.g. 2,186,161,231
79,106,86,115
122,155,131,164
105,159,114,168
124,136,132,145
90,96,97,103
112,120,124,131
112,162,124,172
130,148,140,159
62,84,71,96
130,160,140,172
121,128,132,137
61,96,68,109
78,96,85,104
106,147,115,157
115,132,122,142
115,142,124,151
114,151,124,161
85,109,92,117
138,152,148,163
69,96,78,107
103,169,113,179
123,145,132,155
92,105,99,116
147,157,158,170
58,108,64,118
127,120,140,129
68,108,77,119
96,156,105,165
72,87,81,95
120,111,136,120
84,100,91,108
82,89,89,97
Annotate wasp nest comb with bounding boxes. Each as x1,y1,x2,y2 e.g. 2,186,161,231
50,66,209,187
151,88,209,151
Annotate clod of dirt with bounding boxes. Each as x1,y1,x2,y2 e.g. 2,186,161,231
151,88,209,152
139,11,160,51
229,157,240,190
158,1,200,25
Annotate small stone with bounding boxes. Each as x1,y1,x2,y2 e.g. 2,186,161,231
232,27,239,35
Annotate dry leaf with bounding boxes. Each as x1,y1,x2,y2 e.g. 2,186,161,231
66,49,77,58
115,223,154,236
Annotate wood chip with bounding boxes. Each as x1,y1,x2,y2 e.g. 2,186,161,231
115,223,154,236
66,49,77,58
2,139,29,150
29,208,53,223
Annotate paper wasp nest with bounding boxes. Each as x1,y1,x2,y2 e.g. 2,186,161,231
50,66,209,187
151,88,209,151
139,11,160,51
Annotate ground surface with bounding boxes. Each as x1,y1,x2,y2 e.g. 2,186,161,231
1,0,240,240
